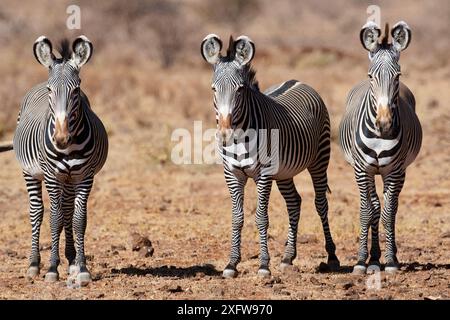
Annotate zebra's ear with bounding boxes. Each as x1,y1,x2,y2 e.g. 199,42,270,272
234,36,255,66
33,36,55,68
391,21,411,52
71,35,93,68
201,34,222,64
360,21,381,52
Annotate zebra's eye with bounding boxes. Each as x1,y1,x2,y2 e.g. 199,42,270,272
368,74,373,79
211,87,216,92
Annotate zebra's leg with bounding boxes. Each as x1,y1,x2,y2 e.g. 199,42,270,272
73,177,94,286
223,170,248,278
23,172,44,278
276,178,301,269
369,189,382,269
308,168,340,270
255,177,273,278
62,185,76,274
44,180,64,282
382,171,405,274
353,171,376,274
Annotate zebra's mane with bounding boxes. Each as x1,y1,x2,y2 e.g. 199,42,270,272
57,39,72,62
224,35,260,91
380,23,390,48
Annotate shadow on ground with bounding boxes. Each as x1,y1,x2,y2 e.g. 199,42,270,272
109,264,222,278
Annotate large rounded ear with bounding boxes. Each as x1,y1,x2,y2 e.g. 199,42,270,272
360,21,381,52
234,35,255,66
391,21,411,52
71,35,93,68
33,36,55,68
201,34,222,64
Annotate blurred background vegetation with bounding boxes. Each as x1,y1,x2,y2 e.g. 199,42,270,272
0,0,448,166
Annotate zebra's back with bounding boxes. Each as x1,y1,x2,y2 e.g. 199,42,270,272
264,80,330,179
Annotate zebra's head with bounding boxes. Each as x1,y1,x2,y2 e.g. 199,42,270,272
33,35,93,150
201,34,256,140
360,21,411,137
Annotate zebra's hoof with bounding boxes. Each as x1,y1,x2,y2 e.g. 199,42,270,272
68,265,80,275
385,264,399,274
44,272,59,283
222,269,238,278
76,272,92,287
352,264,367,275
257,268,271,278
327,259,341,272
27,266,40,279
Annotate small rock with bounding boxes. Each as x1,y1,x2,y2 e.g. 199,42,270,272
5,249,17,257
211,286,224,296
310,276,322,286
111,244,126,251
440,231,450,238
131,233,154,258
298,234,318,244
167,285,183,293
97,293,105,298
249,253,259,259
273,284,286,294
40,244,51,251
341,281,354,290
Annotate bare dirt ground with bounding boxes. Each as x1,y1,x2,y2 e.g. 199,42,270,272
0,0,449,300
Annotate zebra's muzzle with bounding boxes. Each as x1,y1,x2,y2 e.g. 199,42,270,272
375,106,393,137
53,117,72,149
218,113,233,142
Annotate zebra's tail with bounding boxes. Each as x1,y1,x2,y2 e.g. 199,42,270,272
327,185,332,194
0,141,13,152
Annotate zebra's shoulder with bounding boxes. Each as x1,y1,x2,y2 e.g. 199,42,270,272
399,82,416,111
264,80,301,98
21,82,48,103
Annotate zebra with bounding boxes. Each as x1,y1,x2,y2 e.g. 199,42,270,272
0,36,108,285
338,22,422,274
201,34,339,278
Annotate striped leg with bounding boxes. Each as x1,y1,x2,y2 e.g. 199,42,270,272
23,172,44,278
255,177,273,277
44,180,64,282
277,178,301,268
62,185,76,273
223,170,247,278
353,170,376,274
382,171,405,274
369,189,381,268
73,177,94,286
308,168,339,270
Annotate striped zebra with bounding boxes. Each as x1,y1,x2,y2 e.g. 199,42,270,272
1,36,108,285
338,22,422,274
201,35,339,278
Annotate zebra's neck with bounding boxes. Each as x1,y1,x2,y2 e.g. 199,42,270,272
45,104,92,155
361,90,400,140
230,86,270,132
